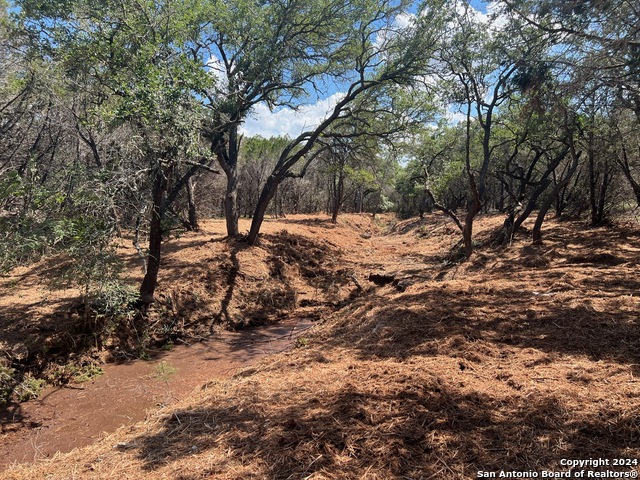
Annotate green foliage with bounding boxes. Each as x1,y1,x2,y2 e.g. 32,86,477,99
153,361,177,382
378,194,395,212
396,120,483,217
395,163,425,218
241,136,290,164
0,364,16,405
1,187,105,266
0,156,138,313
19,0,213,164
207,0,388,109
70,364,103,383
3,0,637,267
15,374,47,402
48,362,104,384
344,165,376,188
88,279,139,318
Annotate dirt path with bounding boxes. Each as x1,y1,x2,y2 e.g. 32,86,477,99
0,318,313,470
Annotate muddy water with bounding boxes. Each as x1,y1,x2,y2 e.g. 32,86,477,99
0,319,313,470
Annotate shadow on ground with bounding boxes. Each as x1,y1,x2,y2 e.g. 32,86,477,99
130,372,638,479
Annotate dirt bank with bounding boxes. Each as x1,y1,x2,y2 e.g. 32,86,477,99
0,318,313,469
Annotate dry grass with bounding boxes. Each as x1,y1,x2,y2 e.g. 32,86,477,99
3,213,640,479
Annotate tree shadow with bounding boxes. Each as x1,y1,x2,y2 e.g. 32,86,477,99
266,216,338,229
143,230,343,334
471,227,640,275
219,245,240,326
71,219,640,472
0,400,30,434
160,234,229,256
322,286,640,373
524,220,639,252
263,231,351,292
129,376,638,478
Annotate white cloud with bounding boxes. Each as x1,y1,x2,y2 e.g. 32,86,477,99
395,12,415,29
240,92,345,138
444,109,468,124
485,2,510,32
207,52,345,138
453,1,488,24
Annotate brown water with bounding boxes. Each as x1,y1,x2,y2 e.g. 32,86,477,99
0,319,313,470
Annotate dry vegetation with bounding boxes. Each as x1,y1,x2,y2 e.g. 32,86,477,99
2,213,640,479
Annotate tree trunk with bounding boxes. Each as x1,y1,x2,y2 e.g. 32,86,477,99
552,169,563,217
331,170,345,223
356,188,366,213
247,175,280,245
533,150,580,244
139,169,167,305
463,175,481,258
331,203,341,223
587,131,600,226
462,96,479,259
371,190,380,219
462,215,475,258
617,142,640,207
223,168,240,236
595,169,612,225
216,125,241,238
186,176,199,231
508,147,569,242
622,172,640,206
619,169,640,206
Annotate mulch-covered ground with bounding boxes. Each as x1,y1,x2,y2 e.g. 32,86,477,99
2,213,640,479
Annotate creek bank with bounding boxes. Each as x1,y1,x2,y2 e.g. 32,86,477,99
0,318,313,470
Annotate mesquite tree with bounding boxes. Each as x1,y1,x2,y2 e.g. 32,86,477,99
434,0,557,257
244,2,447,244
202,0,395,237
19,0,216,304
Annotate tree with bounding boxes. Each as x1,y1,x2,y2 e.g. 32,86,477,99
19,0,217,304
615,111,640,208
322,137,379,223
237,136,290,218
202,0,395,237
500,0,640,116
397,124,467,226
434,0,552,256
319,90,423,223
491,78,578,244
244,2,446,244
500,0,640,217
0,11,135,309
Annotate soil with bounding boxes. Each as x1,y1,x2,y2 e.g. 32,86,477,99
2,213,640,479
0,318,313,469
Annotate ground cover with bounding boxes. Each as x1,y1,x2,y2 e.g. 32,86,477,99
2,213,639,479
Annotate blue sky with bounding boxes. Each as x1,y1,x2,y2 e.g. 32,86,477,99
470,0,488,13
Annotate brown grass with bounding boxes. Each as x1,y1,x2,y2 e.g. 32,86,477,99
2,213,640,479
